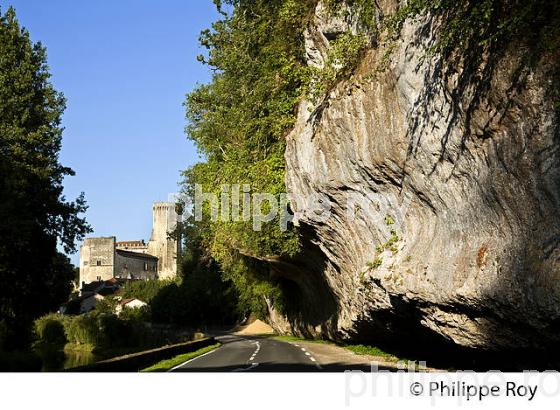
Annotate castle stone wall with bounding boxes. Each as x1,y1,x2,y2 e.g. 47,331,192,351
114,250,158,280
79,202,178,287
80,237,116,285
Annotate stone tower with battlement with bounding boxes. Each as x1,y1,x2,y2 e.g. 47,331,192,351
79,202,178,287
147,202,178,279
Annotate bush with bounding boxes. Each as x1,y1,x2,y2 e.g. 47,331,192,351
33,314,67,347
97,313,130,346
61,311,153,350
119,280,171,304
150,257,240,327
119,305,151,322
65,314,100,346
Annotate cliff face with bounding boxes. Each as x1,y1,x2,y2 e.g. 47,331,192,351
278,0,560,352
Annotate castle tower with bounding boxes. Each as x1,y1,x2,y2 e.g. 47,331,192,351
79,237,116,285
147,202,178,279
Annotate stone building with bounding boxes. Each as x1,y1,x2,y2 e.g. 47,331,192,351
79,202,178,286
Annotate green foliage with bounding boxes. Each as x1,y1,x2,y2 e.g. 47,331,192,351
272,335,331,345
151,216,241,326
141,343,221,372
366,258,383,270
326,0,378,31
384,0,560,58
307,32,368,103
272,335,402,361
358,270,367,284
64,314,100,346
119,305,151,322
33,313,68,347
37,311,154,350
0,6,91,348
119,280,173,304
93,297,118,315
375,229,400,256
344,344,397,360
182,0,319,315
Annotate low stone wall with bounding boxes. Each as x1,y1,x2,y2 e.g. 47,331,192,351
67,337,216,372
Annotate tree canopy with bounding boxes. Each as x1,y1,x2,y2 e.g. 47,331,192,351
182,0,317,315
0,7,90,348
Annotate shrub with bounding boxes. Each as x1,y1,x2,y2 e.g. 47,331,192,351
33,314,67,347
65,314,100,346
97,313,130,347
119,305,151,322
119,280,171,304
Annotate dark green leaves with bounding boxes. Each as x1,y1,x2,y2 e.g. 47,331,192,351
0,7,91,348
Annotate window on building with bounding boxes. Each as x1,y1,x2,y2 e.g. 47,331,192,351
96,260,101,266
144,262,148,271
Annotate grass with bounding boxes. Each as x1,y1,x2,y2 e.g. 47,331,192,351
344,344,397,360
272,335,401,361
273,335,331,345
141,343,221,372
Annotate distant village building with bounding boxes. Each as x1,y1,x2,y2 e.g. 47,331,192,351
80,293,105,314
79,202,179,288
116,298,148,315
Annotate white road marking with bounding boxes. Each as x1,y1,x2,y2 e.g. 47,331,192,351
247,340,260,363
168,347,220,372
294,344,323,370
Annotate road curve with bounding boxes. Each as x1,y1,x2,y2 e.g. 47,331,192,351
171,335,380,372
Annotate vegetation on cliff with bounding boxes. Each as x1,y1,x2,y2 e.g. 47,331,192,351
182,0,560,324
183,0,317,316
0,7,90,349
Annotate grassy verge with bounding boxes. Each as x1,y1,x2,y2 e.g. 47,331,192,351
273,335,400,361
273,335,331,345
343,344,397,360
141,343,221,372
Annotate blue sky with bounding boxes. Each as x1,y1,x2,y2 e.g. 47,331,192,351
1,0,220,264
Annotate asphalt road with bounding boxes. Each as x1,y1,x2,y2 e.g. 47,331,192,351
171,335,384,372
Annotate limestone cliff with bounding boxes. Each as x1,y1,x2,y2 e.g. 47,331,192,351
275,0,560,356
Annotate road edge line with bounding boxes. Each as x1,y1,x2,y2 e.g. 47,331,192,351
168,346,221,372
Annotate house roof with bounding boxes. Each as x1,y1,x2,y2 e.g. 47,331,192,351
83,293,104,301
115,249,158,260
81,278,121,295
97,287,118,296
81,281,104,293
120,298,145,306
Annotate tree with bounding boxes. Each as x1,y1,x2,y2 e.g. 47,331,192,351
150,215,240,326
182,0,315,316
0,7,90,349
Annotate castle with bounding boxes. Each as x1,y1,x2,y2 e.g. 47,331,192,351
79,202,179,287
